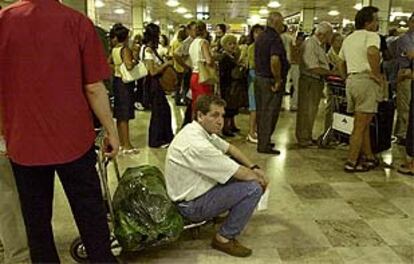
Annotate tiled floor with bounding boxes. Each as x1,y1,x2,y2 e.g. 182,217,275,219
2,96,414,263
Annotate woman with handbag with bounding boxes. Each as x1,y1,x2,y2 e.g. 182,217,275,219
189,21,216,111
142,23,174,148
109,23,139,155
218,34,245,137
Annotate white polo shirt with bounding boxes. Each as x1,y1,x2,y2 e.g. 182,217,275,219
165,121,240,202
339,30,380,73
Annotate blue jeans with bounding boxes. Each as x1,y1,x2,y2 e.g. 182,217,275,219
176,180,263,240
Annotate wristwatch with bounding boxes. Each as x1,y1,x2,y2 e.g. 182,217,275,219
250,164,260,170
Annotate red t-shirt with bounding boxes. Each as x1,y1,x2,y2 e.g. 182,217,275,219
0,0,111,165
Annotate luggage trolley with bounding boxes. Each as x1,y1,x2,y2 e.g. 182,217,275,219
320,76,353,146
69,130,208,263
320,76,395,154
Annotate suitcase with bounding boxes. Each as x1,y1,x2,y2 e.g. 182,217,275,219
370,100,395,153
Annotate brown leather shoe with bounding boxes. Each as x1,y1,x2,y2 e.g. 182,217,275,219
211,236,252,257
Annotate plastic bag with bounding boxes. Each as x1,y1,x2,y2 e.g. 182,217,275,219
112,165,184,252
256,188,270,211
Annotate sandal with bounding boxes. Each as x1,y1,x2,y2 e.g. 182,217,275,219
397,164,414,176
344,161,370,173
360,157,380,169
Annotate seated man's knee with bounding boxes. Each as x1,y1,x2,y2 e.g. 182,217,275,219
245,181,263,198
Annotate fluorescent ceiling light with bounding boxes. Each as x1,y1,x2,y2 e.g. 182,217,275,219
166,0,179,7
399,21,407,26
175,7,188,14
95,0,105,8
353,3,362,10
259,8,269,15
314,17,318,20
114,8,126,14
268,1,281,8
167,24,174,29
328,10,340,16
183,13,194,19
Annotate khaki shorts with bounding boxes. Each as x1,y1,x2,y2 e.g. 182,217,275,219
346,73,381,113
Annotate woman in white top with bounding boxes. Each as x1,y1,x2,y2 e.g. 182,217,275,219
189,21,215,110
109,23,139,154
142,23,174,148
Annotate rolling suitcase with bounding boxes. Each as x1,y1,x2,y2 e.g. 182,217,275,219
370,100,395,153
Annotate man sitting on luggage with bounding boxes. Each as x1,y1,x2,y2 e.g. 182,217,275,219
164,95,268,258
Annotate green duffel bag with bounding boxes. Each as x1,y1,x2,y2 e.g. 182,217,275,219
112,165,184,252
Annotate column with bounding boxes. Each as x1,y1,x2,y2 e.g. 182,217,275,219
362,0,391,34
132,4,145,36
86,0,96,23
301,8,315,34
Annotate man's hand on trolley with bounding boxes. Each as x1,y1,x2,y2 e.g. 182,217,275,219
103,132,120,158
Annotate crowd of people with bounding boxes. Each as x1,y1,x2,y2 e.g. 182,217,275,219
0,0,413,262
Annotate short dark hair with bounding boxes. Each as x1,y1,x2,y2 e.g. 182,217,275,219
195,20,207,37
248,24,264,44
355,6,379,30
187,21,197,29
143,23,161,47
160,34,169,46
216,24,227,34
177,28,188,42
109,23,129,43
194,95,226,120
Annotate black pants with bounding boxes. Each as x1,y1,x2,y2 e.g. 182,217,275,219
147,77,174,147
254,76,284,151
11,147,117,263
406,80,414,157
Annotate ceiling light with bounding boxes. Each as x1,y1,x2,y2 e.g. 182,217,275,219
95,0,105,8
267,1,281,8
399,21,407,26
248,15,262,25
183,13,194,19
328,10,340,16
166,0,179,7
154,20,160,25
259,8,269,15
167,24,174,29
314,17,318,20
175,7,188,14
353,3,362,10
114,8,126,15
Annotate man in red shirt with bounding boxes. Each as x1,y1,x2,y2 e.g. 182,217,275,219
0,0,119,263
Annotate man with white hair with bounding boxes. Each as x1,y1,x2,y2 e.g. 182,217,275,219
296,22,335,147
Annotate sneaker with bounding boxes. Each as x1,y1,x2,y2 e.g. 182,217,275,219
211,237,252,257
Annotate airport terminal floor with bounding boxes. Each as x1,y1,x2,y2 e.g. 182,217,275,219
2,96,412,264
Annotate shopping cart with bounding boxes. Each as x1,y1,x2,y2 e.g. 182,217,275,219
69,130,209,263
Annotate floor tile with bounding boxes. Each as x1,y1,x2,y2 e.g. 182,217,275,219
390,246,414,264
367,219,414,246
390,198,414,217
242,219,331,249
316,219,386,247
277,247,344,264
329,182,384,200
366,182,414,199
291,183,341,200
302,199,360,220
346,198,409,220
335,246,405,264
315,169,362,183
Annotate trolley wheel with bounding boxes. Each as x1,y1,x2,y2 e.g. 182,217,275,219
69,237,88,263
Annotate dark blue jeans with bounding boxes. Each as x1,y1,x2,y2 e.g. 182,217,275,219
176,180,263,240
11,147,117,263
